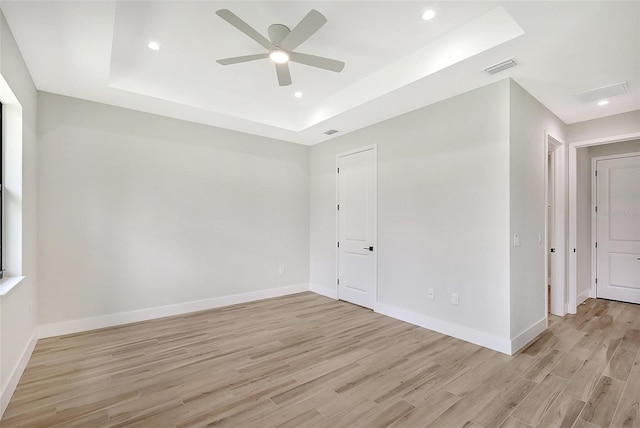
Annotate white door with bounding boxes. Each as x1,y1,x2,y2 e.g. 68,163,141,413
337,147,376,309
548,152,555,288
596,155,640,303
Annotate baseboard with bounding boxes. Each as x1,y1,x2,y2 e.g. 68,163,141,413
578,289,590,304
309,283,338,299
1,329,38,418
510,317,548,354
374,302,512,355
38,283,309,339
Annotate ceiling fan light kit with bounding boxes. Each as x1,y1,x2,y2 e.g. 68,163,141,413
215,9,345,86
269,50,290,64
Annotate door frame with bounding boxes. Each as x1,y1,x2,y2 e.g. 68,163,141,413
545,132,567,316
591,151,640,299
335,144,378,305
568,131,640,313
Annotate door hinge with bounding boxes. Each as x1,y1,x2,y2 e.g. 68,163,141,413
595,242,598,248
337,241,340,248
595,170,598,177
337,204,340,211
337,167,339,174
595,206,597,213
595,278,598,284
337,278,340,285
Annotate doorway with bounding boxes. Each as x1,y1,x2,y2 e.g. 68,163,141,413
336,145,377,309
546,134,566,316
593,154,640,304
568,132,640,314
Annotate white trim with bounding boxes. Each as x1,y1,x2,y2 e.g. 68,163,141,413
38,283,309,339
510,317,547,355
374,302,512,355
568,131,640,314
0,74,24,280
544,135,551,312
335,145,378,158
568,146,577,314
577,289,590,305
545,132,567,317
591,157,598,299
335,144,378,308
0,329,37,418
570,133,640,149
590,152,640,161
310,283,338,299
0,276,25,296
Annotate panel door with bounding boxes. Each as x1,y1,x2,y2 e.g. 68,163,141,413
337,148,376,308
596,155,640,303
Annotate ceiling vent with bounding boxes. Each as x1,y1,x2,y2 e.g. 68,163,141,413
484,58,518,75
576,81,628,103
324,129,339,135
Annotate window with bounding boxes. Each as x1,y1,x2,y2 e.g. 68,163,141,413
0,101,3,279
0,77,26,295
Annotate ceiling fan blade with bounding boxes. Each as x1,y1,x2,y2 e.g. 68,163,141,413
216,9,274,51
279,9,327,51
289,52,345,72
217,53,269,65
275,63,292,86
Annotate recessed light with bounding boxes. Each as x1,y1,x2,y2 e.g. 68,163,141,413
597,99,609,106
294,91,303,98
422,9,436,21
269,50,289,64
576,82,628,103
148,41,161,51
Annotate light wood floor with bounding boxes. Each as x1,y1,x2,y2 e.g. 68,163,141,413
3,293,640,427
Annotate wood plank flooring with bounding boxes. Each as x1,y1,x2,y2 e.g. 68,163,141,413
3,293,640,427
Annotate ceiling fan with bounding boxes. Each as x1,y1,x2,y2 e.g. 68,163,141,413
215,9,345,87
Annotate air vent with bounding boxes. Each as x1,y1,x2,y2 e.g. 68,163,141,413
484,58,517,75
324,129,339,135
576,81,628,103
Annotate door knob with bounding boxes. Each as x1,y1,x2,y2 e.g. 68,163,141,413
363,246,374,251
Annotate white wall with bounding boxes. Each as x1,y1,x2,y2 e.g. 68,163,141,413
37,93,309,332
310,81,512,352
576,147,591,302
567,110,640,143
508,81,565,343
0,10,38,416
589,139,640,158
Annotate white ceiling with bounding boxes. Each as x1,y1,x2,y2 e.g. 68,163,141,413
2,1,639,145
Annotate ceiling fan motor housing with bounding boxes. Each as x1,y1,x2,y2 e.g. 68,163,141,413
268,24,290,46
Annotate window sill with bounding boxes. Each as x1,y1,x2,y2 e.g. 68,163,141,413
0,276,26,297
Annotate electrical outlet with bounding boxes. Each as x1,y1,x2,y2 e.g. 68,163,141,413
452,292,459,305
428,288,435,300
278,267,285,276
